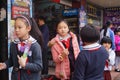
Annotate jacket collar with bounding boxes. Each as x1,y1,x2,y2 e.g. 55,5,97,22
55,31,75,41
13,36,36,44
83,42,101,50
59,34,71,41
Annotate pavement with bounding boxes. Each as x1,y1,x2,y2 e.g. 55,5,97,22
48,66,120,80
111,70,120,80
48,60,120,80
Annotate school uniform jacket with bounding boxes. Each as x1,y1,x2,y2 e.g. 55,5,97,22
50,32,80,79
5,37,43,80
104,49,115,71
72,43,108,80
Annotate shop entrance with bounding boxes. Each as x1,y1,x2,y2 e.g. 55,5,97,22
0,0,8,80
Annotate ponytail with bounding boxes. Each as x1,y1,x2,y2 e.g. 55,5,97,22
103,27,107,36
30,17,44,49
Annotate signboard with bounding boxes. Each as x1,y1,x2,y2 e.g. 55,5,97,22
11,0,31,19
62,9,78,17
52,0,60,3
12,6,29,19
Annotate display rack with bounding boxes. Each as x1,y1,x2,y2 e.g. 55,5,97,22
87,3,102,27
64,18,79,34
62,9,79,35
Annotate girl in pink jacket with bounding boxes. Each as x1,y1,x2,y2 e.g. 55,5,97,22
114,28,120,72
49,19,80,80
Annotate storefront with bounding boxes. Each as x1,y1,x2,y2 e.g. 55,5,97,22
33,0,86,39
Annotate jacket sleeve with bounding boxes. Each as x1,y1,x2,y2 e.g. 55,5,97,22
42,26,49,47
5,42,15,68
51,46,64,63
72,53,86,80
109,50,116,66
110,30,115,50
25,43,43,72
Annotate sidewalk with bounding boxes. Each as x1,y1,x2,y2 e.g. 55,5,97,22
111,70,120,80
48,67,120,80
48,67,55,75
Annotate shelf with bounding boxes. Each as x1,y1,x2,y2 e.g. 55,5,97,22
64,18,77,21
69,26,77,29
88,13,97,18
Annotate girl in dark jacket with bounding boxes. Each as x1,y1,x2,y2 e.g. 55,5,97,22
0,15,43,80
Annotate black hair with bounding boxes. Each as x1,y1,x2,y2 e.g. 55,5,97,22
100,36,112,47
114,27,120,34
55,18,69,30
106,20,113,27
103,20,113,36
38,16,46,22
80,25,100,43
15,15,44,49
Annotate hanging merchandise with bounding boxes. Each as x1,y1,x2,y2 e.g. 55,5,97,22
0,8,6,21
79,6,87,28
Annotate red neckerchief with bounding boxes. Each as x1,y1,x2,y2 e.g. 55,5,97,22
17,42,26,53
61,38,71,49
105,60,109,68
21,42,25,46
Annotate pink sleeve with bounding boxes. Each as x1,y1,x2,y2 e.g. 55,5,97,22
51,45,63,63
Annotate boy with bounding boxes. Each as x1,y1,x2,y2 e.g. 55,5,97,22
72,25,108,80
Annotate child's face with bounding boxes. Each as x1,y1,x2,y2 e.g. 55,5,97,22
14,18,31,40
117,32,120,36
57,21,69,37
38,19,44,26
109,24,113,28
102,43,111,50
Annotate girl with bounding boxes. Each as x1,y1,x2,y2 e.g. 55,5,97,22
100,20,115,50
114,28,120,72
48,19,80,80
101,36,116,80
0,15,43,80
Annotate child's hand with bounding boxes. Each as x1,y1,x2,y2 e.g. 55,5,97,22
0,63,6,70
105,47,109,51
61,49,69,58
17,55,27,68
59,72,64,78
